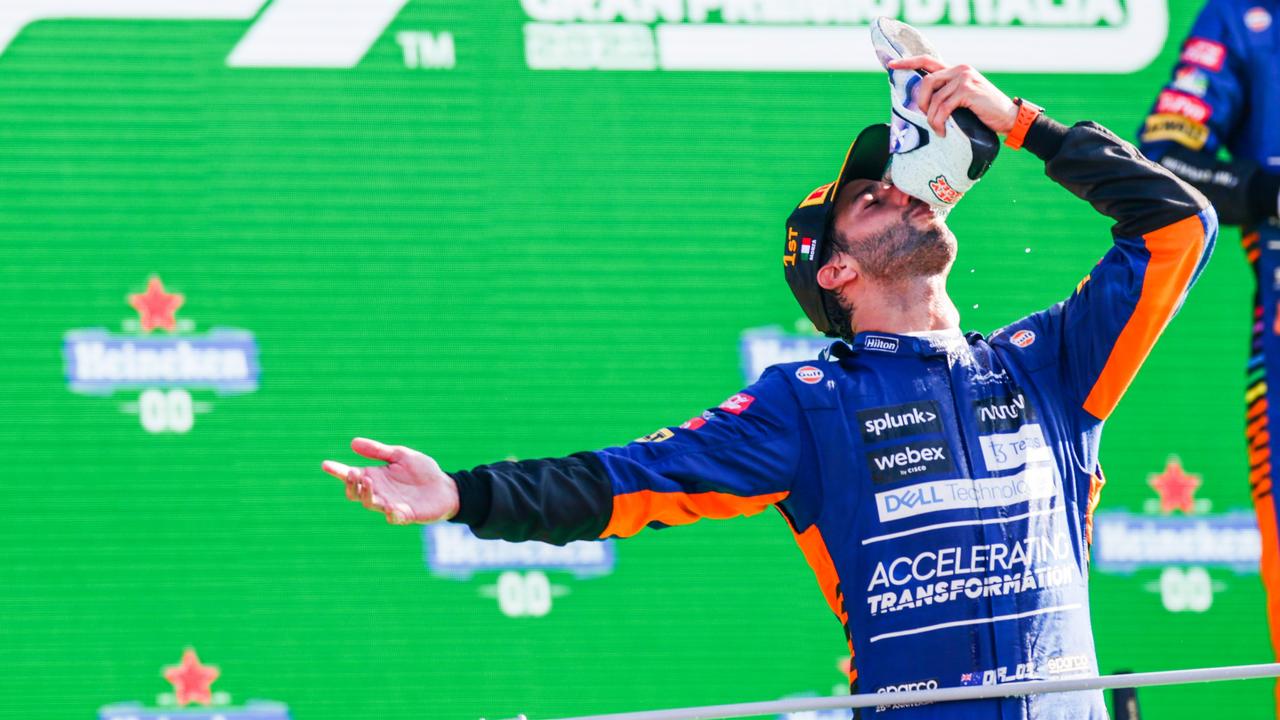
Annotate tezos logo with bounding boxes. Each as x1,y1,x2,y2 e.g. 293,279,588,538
795,365,825,384
1010,329,1036,348
929,175,962,204
99,648,291,720
63,276,260,434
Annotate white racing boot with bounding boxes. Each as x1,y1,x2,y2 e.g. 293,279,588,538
871,17,1000,211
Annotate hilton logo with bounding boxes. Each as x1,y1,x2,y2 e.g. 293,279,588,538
864,336,900,353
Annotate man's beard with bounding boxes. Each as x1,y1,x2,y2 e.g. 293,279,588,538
821,222,957,341
852,221,957,282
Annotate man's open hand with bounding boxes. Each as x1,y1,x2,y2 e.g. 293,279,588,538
321,438,460,524
888,56,1018,137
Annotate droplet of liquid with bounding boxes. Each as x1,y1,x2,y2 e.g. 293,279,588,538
973,304,980,309
969,268,975,273
1024,247,1031,253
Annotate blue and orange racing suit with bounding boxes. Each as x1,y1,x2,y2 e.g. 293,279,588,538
1137,1,1280,711
451,119,1216,718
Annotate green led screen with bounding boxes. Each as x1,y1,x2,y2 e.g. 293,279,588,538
0,2,1270,718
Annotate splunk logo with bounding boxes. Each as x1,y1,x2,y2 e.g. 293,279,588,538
520,0,1169,73
0,1,409,68
859,401,943,442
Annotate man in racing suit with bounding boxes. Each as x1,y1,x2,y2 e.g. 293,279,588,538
325,59,1216,718
1136,2,1280,711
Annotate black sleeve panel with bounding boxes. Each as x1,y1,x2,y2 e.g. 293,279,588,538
1154,145,1280,226
1032,119,1211,238
447,452,613,546
1022,114,1069,162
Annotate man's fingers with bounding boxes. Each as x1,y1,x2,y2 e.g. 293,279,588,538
935,95,966,136
363,487,389,512
915,68,958,113
386,502,414,525
927,82,961,135
916,73,938,113
321,460,351,480
888,55,945,73
351,436,399,463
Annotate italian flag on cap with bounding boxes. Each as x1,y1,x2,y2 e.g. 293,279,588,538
801,237,816,260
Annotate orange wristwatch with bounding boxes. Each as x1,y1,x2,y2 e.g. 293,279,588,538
1004,98,1043,151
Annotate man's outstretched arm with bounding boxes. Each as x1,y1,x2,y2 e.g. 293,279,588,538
322,367,805,545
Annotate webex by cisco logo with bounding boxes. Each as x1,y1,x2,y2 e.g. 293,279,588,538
868,440,955,484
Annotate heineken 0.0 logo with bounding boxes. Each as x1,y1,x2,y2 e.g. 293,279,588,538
62,276,260,434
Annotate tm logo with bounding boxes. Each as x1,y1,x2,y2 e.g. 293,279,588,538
0,1,454,69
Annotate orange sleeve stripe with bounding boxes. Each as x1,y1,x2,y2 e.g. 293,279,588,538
790,523,856,681
1252,495,1280,663
1082,215,1206,420
1084,468,1106,546
791,524,845,621
600,489,789,539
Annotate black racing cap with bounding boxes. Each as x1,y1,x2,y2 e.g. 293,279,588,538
784,123,891,337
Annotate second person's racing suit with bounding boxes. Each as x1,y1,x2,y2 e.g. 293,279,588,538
450,119,1216,718
1137,1,1280,711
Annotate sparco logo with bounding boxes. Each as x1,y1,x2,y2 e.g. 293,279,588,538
868,440,954,484
864,335,900,353
878,679,939,694
859,401,943,442
0,1,409,68
875,679,939,711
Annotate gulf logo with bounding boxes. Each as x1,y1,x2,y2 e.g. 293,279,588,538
796,365,825,384
1011,330,1036,348
1246,6,1272,31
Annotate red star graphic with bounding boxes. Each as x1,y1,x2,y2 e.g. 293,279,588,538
162,648,220,707
128,276,184,333
1148,457,1202,514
